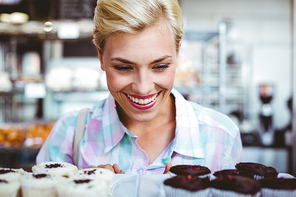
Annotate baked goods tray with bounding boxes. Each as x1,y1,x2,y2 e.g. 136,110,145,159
109,173,295,197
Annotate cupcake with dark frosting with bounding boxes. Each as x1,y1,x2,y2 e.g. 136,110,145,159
235,162,278,180
169,165,211,177
211,175,261,197
260,177,296,197
163,175,211,197
213,169,255,179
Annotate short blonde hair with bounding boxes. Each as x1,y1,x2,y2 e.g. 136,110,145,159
93,0,183,54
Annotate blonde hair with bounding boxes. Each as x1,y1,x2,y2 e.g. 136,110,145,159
93,0,183,54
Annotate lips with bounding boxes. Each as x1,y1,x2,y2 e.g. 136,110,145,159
125,92,160,110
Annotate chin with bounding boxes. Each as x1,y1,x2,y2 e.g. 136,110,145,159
128,112,158,123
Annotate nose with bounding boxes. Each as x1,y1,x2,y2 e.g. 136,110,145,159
131,70,154,95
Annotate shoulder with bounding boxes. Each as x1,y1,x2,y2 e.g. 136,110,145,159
189,101,239,138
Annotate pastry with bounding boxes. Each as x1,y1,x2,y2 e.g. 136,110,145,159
163,175,211,197
235,162,278,180
169,165,211,176
32,161,78,177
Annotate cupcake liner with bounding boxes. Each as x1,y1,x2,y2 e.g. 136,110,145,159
261,188,296,197
163,184,210,197
0,180,21,197
211,188,261,197
21,187,57,197
57,190,106,197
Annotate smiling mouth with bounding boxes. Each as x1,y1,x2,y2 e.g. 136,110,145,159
126,93,158,105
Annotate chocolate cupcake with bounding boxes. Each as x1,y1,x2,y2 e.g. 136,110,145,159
163,175,211,197
260,177,296,197
235,162,278,180
213,169,255,179
211,175,261,197
169,165,211,177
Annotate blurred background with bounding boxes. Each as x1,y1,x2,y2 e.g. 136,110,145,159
0,0,295,176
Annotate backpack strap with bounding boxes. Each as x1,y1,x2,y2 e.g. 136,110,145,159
73,108,90,166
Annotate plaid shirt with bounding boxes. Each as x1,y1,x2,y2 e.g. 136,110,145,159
36,89,243,174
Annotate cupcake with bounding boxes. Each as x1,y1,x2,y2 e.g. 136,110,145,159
0,179,21,197
68,168,114,194
56,177,108,197
163,175,211,197
32,161,78,177
0,168,26,181
213,169,255,179
169,165,211,177
235,162,278,180
211,175,261,197
20,173,58,197
260,177,296,197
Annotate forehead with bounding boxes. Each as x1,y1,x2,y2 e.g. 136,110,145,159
103,22,176,60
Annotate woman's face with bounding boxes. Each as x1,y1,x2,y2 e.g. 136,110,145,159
98,21,179,123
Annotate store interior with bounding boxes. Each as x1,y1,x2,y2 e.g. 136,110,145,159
0,0,295,175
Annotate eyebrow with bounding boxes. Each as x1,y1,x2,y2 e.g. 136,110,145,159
110,55,172,65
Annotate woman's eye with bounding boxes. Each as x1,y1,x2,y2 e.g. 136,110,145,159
115,66,133,72
153,64,169,71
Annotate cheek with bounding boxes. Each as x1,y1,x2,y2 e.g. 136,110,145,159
105,72,130,91
156,69,176,88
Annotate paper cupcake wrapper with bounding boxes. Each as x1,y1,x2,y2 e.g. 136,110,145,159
163,184,210,197
211,188,261,197
0,189,21,197
57,190,106,197
261,188,296,197
21,187,57,197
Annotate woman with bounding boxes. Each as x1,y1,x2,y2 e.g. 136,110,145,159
37,0,243,174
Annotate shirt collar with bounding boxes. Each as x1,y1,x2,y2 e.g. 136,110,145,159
171,88,205,159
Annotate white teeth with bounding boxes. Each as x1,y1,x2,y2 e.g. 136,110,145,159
127,94,157,105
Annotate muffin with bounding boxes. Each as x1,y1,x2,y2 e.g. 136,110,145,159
32,161,78,177
260,177,296,197
211,175,261,197
0,168,26,181
20,173,58,197
68,168,114,194
169,165,211,177
0,179,21,197
235,162,278,180
56,177,108,197
213,169,255,179
163,175,211,197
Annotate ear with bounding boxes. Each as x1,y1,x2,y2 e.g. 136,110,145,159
96,46,105,71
